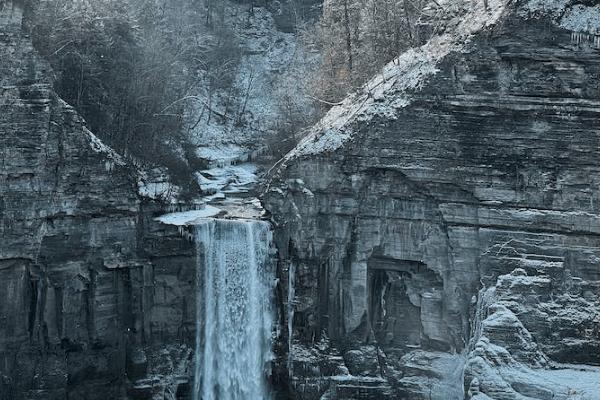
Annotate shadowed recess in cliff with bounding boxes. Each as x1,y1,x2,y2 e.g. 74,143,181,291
193,219,275,400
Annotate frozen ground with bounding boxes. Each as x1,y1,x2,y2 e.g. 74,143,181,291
541,364,600,400
196,163,258,195
155,193,266,225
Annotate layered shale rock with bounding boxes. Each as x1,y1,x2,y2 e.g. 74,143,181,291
465,267,600,400
0,3,196,399
264,0,600,398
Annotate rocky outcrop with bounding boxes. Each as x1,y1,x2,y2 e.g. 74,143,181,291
264,0,600,398
0,3,196,399
465,268,600,400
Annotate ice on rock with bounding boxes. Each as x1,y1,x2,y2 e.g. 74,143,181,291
196,163,259,195
155,207,222,226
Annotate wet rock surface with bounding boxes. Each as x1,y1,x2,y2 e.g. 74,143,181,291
265,0,600,398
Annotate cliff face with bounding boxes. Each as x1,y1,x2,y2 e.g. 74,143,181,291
265,0,600,398
0,3,197,399
3,0,600,398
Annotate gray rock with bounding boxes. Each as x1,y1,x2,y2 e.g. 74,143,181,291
265,0,600,398
0,3,197,398
3,0,600,398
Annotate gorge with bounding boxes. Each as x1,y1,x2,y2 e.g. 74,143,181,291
1,0,600,399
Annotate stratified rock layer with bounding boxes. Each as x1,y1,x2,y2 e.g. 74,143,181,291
265,0,600,398
0,3,196,399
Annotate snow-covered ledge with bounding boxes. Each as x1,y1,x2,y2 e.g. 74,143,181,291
155,206,222,226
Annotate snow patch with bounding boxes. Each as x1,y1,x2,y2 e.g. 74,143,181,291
540,366,600,400
523,0,600,35
137,168,181,203
561,5,600,34
185,4,305,158
85,127,125,166
155,207,222,226
196,144,249,168
197,163,259,194
522,0,570,17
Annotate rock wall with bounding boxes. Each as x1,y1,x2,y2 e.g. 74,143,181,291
265,0,600,398
3,0,600,398
0,3,197,399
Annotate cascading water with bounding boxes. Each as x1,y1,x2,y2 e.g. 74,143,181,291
192,219,274,400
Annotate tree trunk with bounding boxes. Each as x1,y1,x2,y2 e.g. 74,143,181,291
343,0,353,72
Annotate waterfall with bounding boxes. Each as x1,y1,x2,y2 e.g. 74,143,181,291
193,219,274,400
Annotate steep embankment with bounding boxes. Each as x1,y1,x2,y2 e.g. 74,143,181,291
265,0,600,398
0,3,197,399
185,0,321,212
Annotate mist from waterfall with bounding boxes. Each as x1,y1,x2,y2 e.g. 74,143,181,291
193,219,274,400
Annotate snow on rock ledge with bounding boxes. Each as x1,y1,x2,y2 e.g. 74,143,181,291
283,0,509,160
155,198,267,226
523,0,600,34
155,207,223,226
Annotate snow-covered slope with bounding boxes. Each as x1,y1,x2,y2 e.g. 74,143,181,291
283,0,509,159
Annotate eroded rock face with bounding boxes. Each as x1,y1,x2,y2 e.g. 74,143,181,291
465,268,600,400
264,0,600,398
0,3,196,398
